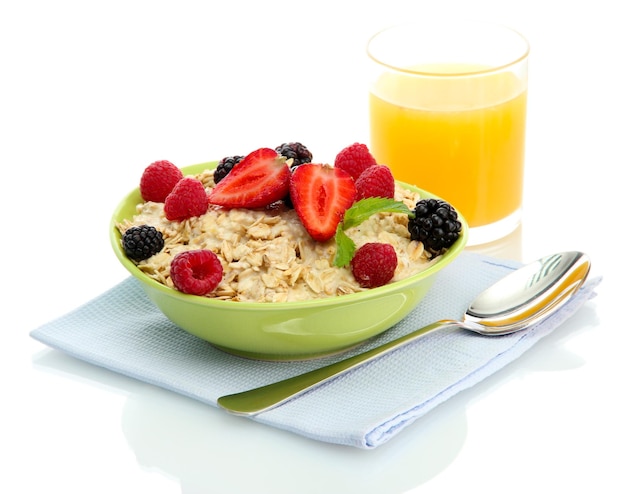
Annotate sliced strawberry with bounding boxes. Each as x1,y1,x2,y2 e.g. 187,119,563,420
289,164,356,242
208,148,290,208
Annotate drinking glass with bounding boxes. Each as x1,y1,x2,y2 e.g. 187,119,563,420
367,20,529,245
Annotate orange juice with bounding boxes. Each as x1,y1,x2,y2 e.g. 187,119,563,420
369,64,527,228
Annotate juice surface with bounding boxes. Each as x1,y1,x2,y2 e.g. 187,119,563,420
369,65,527,228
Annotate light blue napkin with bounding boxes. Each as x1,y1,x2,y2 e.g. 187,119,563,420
30,252,600,449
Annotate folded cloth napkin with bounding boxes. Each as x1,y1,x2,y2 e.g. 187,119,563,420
30,252,600,449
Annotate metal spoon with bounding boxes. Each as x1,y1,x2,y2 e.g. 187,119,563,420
218,251,591,416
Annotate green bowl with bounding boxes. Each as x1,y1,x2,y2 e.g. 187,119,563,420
110,162,467,360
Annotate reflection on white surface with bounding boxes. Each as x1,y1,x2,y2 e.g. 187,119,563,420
31,300,597,493
122,390,465,493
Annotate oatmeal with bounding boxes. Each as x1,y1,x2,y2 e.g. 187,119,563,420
117,168,440,303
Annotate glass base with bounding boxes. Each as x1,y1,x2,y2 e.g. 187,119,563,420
466,209,522,247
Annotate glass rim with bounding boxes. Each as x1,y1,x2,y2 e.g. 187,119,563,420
366,20,530,77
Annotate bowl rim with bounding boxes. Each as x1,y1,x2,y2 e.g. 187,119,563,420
110,161,468,310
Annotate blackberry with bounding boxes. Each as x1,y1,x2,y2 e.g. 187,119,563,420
122,225,165,262
407,199,462,256
275,142,313,169
214,155,244,183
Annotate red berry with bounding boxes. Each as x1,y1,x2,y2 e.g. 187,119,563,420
208,148,290,208
170,250,223,295
140,160,183,202
289,163,356,242
334,143,377,181
164,177,209,221
355,164,395,201
350,243,397,288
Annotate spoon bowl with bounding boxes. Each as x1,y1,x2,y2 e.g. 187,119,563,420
218,251,591,415
464,251,590,334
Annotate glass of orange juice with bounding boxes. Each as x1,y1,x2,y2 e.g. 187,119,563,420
367,20,529,245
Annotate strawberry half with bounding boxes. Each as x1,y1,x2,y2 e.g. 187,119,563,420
208,148,290,209
289,164,356,242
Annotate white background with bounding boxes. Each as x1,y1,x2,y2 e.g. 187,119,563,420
2,1,622,492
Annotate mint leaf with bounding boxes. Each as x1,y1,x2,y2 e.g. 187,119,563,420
343,197,413,229
333,197,413,267
333,225,356,268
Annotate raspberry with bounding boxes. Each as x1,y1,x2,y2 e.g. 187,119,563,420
170,250,223,296
334,143,377,181
164,177,209,221
355,164,395,201
214,155,244,184
122,225,164,262
350,243,397,288
407,198,462,256
275,142,313,169
140,160,183,202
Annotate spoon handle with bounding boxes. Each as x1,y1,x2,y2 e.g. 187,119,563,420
217,320,459,416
